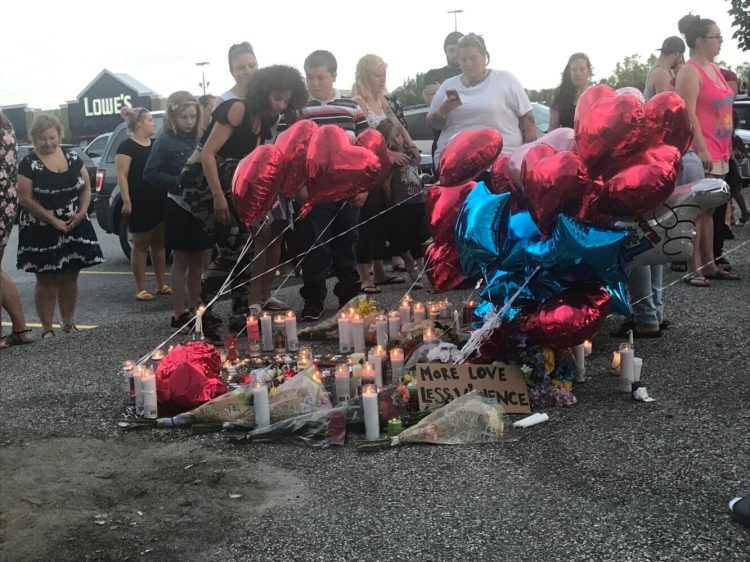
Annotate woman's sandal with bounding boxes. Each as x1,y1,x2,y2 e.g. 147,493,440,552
684,274,710,287
362,284,382,294
136,289,154,301
156,284,172,295
41,330,56,339
374,275,405,286
0,329,34,348
62,324,80,333
704,269,741,281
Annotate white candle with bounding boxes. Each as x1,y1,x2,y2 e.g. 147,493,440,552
413,302,426,323
633,357,643,383
285,311,298,352
121,360,135,405
368,348,384,388
583,340,593,356
350,362,363,397
574,343,586,383
335,363,350,404
338,313,352,354
260,312,273,352
351,314,365,353
619,346,635,393
428,302,440,321
423,327,436,344
140,367,158,419
253,381,271,429
388,311,400,342
399,299,411,325
194,305,205,340
132,365,146,415
151,348,165,370
362,384,380,441
361,361,376,387
246,315,261,357
375,314,388,346
273,314,287,353
297,345,312,370
390,347,404,385
440,300,452,319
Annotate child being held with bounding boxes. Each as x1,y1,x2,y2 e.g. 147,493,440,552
377,117,428,287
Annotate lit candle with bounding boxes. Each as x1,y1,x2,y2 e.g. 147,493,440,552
362,384,380,441
338,313,352,354
387,418,402,437
246,314,261,357
399,299,411,325
368,348,384,388
132,365,145,415
335,363,350,404
423,327,436,344
413,302,426,323
273,315,287,353
611,351,621,374
140,367,158,419
428,302,440,321
151,348,165,370
463,300,476,326
361,361,376,387
573,343,586,383
297,345,312,370
440,299,452,319
194,305,205,340
390,347,404,385
388,311,401,342
121,360,135,406
350,361,363,397
351,314,365,353
619,344,635,393
252,381,271,429
375,314,388,346
260,312,273,352
583,340,593,356
285,311,298,352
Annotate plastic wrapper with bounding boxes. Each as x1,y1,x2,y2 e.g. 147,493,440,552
230,406,350,447
162,384,252,426
155,342,226,413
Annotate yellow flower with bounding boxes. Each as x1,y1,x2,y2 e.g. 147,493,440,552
551,379,572,391
356,297,377,316
542,347,555,374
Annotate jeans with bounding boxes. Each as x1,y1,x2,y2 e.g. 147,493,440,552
628,264,664,328
299,202,361,305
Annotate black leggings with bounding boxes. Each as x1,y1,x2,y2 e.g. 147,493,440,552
356,187,389,263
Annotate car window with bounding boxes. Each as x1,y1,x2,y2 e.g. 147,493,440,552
86,136,108,157
735,103,750,130
532,104,550,135
404,109,433,143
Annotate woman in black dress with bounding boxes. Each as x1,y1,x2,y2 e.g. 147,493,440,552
117,106,169,301
549,53,593,130
17,114,104,337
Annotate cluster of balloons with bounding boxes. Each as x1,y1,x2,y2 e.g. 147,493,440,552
232,121,390,225
426,85,705,349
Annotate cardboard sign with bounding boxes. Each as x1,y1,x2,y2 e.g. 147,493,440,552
415,363,531,414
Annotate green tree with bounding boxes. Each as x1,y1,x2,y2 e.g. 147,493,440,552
605,54,657,91
527,88,556,106
392,73,427,107
728,0,750,51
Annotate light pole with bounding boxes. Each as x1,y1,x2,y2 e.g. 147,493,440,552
196,61,210,95
447,9,463,31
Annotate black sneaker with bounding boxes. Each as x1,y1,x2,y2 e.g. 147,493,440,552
171,311,194,334
202,320,226,346
301,301,324,322
228,314,246,333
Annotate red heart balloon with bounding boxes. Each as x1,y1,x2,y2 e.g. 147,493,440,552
305,125,381,209
275,119,318,197
641,92,693,155
574,84,616,129
598,153,679,216
519,143,558,206
439,128,503,185
490,154,512,194
575,91,645,175
522,150,590,235
521,285,612,348
425,181,476,245
576,178,617,227
425,243,465,292
232,144,285,227
354,128,392,186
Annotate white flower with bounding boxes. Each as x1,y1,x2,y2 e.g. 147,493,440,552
521,364,533,374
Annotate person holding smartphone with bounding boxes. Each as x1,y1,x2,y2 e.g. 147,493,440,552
427,33,536,172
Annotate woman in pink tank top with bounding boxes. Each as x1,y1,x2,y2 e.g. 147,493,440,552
675,13,740,284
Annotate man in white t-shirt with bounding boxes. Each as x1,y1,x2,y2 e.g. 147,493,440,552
427,33,536,169
219,42,258,102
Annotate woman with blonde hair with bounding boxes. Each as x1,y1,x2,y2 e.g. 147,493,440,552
352,54,414,293
17,114,104,337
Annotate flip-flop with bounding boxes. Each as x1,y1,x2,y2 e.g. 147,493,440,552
704,269,741,281
362,284,382,294
156,284,172,295
136,289,154,301
683,274,710,287
375,275,405,286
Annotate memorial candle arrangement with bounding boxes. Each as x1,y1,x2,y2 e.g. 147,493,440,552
390,347,404,385
260,312,274,352
335,363,350,404
246,315,261,357
413,302,426,323
388,311,401,342
351,314,366,353
273,315,287,353
285,311,298,352
362,384,380,441
375,314,388,346
338,313,352,354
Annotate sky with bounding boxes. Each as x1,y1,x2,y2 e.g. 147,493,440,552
2,0,748,109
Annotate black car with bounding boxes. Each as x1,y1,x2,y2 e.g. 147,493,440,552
93,113,164,259
17,144,98,214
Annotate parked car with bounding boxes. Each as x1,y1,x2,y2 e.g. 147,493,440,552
17,144,98,214
403,102,551,181
93,112,164,259
84,132,112,166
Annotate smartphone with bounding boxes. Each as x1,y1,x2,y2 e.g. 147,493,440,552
446,89,462,103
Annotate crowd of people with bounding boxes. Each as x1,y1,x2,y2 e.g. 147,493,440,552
0,12,747,350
